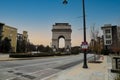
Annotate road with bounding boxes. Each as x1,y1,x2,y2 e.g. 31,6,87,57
0,54,93,80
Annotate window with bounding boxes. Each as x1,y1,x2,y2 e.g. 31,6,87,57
105,29,110,34
105,35,111,38
106,40,111,44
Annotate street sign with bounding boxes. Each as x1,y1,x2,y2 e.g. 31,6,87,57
81,42,88,50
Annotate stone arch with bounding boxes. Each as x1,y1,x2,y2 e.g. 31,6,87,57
58,35,65,40
52,23,72,52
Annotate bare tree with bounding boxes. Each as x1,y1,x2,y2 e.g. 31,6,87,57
90,24,101,61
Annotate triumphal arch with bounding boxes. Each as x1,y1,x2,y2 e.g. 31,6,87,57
52,23,72,52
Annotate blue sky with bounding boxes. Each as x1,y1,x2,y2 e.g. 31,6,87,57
0,0,120,46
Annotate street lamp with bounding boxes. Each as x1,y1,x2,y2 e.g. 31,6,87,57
63,0,68,5
62,0,88,68
82,0,88,69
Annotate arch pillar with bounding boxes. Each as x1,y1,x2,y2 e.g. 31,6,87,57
65,39,71,49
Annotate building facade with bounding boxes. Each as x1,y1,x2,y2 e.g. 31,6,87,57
0,23,17,52
17,31,28,41
101,24,120,53
17,31,28,53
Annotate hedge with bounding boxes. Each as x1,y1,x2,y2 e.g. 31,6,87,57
9,52,71,58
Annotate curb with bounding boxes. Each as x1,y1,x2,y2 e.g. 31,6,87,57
0,55,73,61
0,58,35,61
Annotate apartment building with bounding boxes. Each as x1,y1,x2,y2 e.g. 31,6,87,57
0,23,17,52
101,24,120,53
17,31,28,41
17,31,28,53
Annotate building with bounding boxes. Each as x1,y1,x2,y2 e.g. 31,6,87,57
17,31,28,53
101,24,120,53
0,23,17,52
0,24,3,40
17,31,28,41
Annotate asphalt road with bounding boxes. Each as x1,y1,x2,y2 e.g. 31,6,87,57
0,53,93,80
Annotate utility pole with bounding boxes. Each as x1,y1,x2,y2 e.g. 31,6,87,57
62,0,88,68
82,0,88,68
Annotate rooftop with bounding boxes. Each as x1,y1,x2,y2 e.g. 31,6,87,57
101,24,117,29
53,23,71,26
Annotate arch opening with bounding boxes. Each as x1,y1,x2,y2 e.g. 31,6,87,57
58,36,65,52
59,38,65,48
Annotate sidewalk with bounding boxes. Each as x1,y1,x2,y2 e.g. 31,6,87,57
0,54,26,61
43,56,109,80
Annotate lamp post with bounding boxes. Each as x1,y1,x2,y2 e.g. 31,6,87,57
82,0,88,69
63,0,88,68
63,0,68,4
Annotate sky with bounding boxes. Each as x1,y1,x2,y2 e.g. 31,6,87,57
0,0,120,47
